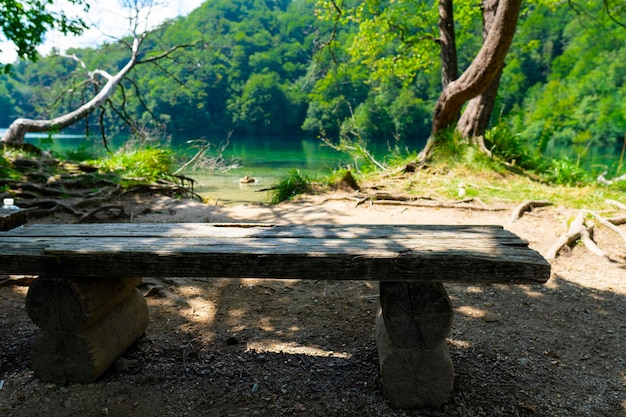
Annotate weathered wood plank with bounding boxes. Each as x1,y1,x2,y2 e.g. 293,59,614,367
3,223,521,240
0,252,549,283
0,223,551,283
38,236,534,254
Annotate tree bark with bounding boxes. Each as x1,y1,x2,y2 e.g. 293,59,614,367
0,39,140,146
456,0,503,148
438,0,458,88
421,0,522,160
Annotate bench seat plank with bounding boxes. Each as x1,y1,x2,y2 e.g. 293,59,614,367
2,222,527,240
0,223,550,283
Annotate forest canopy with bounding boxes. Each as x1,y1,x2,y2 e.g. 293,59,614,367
0,0,625,166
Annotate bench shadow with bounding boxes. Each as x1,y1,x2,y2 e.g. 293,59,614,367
104,269,624,417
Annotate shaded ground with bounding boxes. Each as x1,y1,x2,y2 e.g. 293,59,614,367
1,194,625,416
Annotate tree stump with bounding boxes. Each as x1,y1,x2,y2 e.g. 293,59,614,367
26,277,148,384
376,282,454,408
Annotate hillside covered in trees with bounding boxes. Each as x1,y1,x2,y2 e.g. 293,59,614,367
0,0,625,165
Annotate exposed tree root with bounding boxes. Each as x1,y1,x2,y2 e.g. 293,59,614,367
325,191,504,211
546,203,626,260
2,154,198,223
78,205,128,223
0,180,86,197
510,200,553,223
597,172,626,185
606,199,626,211
588,211,626,243
547,213,594,260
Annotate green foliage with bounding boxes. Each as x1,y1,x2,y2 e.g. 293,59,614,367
93,147,174,183
0,0,88,72
539,157,592,186
0,0,625,190
62,143,101,163
485,123,539,170
0,152,20,180
269,169,313,203
0,0,322,137
502,1,626,156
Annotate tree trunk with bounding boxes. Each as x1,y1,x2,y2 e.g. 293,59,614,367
438,0,458,88
420,0,522,161
0,39,140,146
456,0,502,151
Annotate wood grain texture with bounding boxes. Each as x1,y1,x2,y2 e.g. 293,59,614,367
30,289,149,384
376,306,454,408
0,223,551,283
379,282,453,348
26,276,143,331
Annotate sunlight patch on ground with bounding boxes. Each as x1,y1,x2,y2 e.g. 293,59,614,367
456,305,486,318
256,317,275,332
182,297,217,323
177,285,208,298
448,339,473,349
240,278,301,290
519,285,545,298
246,341,352,359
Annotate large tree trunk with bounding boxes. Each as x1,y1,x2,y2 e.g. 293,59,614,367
0,39,140,146
438,0,458,88
456,0,502,152
420,0,522,161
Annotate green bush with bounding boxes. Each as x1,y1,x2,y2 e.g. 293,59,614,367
93,147,174,182
270,169,314,203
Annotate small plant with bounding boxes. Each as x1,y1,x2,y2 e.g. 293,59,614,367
540,157,592,186
270,169,314,203
485,123,539,170
92,146,174,183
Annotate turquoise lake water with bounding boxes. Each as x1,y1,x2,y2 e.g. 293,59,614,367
4,129,623,205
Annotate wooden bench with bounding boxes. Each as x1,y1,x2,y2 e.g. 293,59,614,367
0,222,551,408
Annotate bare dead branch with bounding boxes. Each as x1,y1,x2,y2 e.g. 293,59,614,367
137,41,202,65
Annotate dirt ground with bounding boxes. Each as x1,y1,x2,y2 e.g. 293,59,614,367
1,193,625,417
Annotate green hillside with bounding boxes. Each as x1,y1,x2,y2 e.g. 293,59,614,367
0,0,625,172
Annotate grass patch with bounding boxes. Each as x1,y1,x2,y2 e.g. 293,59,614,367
269,169,315,203
384,158,625,210
90,147,174,184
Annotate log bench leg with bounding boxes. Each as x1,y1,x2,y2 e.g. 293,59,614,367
25,276,148,384
376,282,454,408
